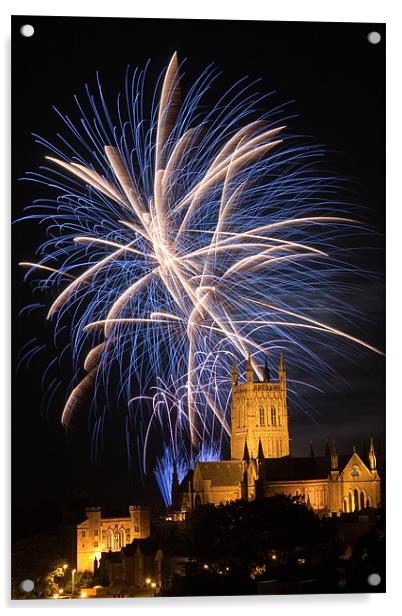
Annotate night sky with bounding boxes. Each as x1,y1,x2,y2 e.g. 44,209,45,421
12,16,385,535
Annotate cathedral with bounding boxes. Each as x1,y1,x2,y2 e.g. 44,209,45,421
175,354,381,515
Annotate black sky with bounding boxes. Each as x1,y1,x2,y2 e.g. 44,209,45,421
11,16,385,533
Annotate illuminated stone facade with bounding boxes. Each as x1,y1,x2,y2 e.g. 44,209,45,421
231,354,290,459
76,505,150,572
178,355,381,515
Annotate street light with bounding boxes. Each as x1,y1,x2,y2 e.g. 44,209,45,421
72,569,76,595
62,564,68,586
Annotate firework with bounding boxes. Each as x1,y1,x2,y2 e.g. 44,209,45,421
18,53,382,502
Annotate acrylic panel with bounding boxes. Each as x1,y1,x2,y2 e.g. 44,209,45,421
12,16,385,599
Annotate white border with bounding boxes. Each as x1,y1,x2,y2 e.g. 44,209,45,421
1,1,400,613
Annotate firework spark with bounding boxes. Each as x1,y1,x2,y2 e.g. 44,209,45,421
18,53,382,502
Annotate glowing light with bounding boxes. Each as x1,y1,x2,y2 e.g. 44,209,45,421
17,52,383,503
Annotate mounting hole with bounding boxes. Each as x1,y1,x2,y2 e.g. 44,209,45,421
20,24,35,38
20,579,35,593
367,572,381,587
367,31,381,45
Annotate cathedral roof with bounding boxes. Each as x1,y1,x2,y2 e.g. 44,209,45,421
196,461,244,486
263,454,352,481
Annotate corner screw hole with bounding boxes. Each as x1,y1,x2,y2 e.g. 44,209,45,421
367,31,381,45
367,572,381,586
20,24,35,38
20,579,35,592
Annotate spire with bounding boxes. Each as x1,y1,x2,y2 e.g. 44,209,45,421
330,439,338,471
257,438,265,460
242,439,250,461
263,356,271,382
279,352,286,385
309,441,314,458
231,360,238,386
368,436,377,471
246,353,253,383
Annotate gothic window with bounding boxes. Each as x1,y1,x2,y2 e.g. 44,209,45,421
259,407,265,426
271,406,277,426
81,531,86,537
118,528,125,549
354,488,359,512
348,491,353,512
106,529,113,550
343,498,347,513
360,491,365,510
134,525,140,533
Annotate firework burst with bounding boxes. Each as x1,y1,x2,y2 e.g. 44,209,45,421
18,53,382,503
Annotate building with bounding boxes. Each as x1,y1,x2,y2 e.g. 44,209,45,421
177,354,381,515
100,538,164,591
76,505,150,572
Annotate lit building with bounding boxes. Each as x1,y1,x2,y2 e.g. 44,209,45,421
100,539,164,590
76,505,150,572
176,354,381,515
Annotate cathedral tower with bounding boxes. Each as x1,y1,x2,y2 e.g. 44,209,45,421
230,353,290,460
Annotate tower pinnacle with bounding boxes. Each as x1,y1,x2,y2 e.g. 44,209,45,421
330,439,338,470
368,436,377,471
231,360,238,386
263,356,271,382
246,353,253,383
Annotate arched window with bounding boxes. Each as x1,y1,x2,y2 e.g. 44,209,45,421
348,491,353,512
343,498,348,513
259,407,265,426
360,491,365,510
271,406,277,426
366,497,371,508
354,488,360,512
118,528,125,549
106,529,113,550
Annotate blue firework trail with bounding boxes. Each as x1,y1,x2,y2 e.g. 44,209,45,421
17,53,382,506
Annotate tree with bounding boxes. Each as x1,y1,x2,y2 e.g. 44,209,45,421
12,534,65,599
184,495,337,576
